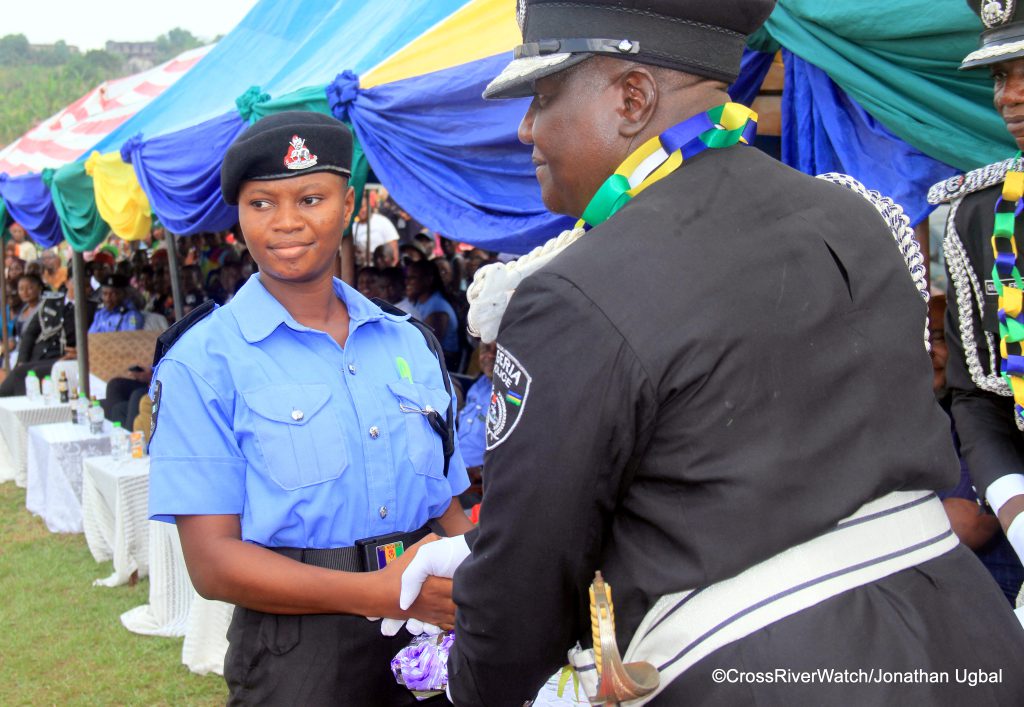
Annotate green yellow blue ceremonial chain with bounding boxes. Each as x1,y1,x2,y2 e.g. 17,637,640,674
577,102,758,228
992,151,1024,423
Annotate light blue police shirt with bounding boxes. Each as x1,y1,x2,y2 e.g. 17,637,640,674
88,305,144,333
148,273,469,548
457,375,491,468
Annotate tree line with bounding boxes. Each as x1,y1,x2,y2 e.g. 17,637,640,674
0,29,206,148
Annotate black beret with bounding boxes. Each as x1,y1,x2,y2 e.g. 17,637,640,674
485,0,778,99
961,0,1024,70
102,274,130,289
221,111,353,205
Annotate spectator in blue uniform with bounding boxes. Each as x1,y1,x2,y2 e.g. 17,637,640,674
87,275,144,333
458,341,496,507
146,111,471,706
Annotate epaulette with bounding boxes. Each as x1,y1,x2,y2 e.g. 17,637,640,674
928,157,1021,205
151,300,217,368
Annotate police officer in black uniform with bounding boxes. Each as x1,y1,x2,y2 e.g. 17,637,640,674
399,1,1024,704
934,1,1024,603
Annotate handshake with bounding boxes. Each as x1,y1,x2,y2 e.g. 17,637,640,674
377,534,471,637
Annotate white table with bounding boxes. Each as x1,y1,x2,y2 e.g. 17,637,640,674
82,455,151,587
25,421,111,533
120,517,234,677
0,396,73,486
121,519,194,638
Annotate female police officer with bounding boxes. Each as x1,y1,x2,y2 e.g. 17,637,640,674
147,111,472,705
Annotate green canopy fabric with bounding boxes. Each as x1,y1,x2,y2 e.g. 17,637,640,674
750,0,1013,172
247,85,330,121
44,164,110,252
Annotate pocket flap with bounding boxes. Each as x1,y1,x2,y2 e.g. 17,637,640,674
387,380,450,414
242,383,331,424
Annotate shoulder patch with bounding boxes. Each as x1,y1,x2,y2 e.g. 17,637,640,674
485,344,532,451
928,158,1020,205
150,380,162,442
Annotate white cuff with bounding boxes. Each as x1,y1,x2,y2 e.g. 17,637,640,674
1006,513,1024,568
983,473,1024,515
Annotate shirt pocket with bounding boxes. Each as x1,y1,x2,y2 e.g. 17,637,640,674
387,380,451,479
242,383,347,490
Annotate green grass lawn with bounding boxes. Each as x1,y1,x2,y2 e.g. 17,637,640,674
0,482,226,706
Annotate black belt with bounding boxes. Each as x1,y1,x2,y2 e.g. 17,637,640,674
271,525,432,572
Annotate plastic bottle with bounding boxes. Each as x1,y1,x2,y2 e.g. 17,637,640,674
88,400,104,435
57,372,69,404
111,422,128,459
71,392,86,424
41,376,54,405
130,430,145,459
24,370,40,400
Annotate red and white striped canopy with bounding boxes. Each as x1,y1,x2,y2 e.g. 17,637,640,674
0,45,212,177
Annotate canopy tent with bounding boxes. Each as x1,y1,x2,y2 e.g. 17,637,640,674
2,0,1014,255
93,0,572,253
0,45,212,250
0,46,210,176
747,0,1011,225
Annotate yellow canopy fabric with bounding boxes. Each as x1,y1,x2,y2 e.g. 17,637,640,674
361,0,521,89
84,151,152,241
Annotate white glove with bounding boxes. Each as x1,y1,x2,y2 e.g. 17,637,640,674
406,618,443,636
399,535,471,610
380,618,405,636
1007,513,1024,569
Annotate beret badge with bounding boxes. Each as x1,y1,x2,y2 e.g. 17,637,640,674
284,135,318,170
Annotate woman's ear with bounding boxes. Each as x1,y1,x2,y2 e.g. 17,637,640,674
616,66,658,139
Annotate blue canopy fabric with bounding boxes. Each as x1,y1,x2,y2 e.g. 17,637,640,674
125,111,246,236
330,57,573,253
89,0,472,155
780,50,958,226
729,49,775,109
0,173,64,248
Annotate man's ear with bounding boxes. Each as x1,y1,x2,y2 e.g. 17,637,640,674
616,66,658,139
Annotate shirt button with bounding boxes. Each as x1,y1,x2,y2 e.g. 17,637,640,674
347,363,357,374
369,426,380,439
379,506,388,519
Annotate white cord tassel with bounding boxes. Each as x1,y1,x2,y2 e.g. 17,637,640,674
467,227,586,343
816,173,931,352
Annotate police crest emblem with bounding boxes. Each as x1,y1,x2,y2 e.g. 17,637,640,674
486,344,531,450
283,134,318,170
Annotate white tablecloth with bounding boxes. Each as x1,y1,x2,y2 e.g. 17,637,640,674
0,396,73,486
121,519,193,638
25,421,111,533
82,455,150,586
120,518,235,675
182,594,234,676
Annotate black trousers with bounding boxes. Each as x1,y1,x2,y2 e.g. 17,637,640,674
100,377,148,428
225,608,449,706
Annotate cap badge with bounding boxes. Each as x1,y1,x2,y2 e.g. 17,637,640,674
283,135,318,170
982,0,1015,28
